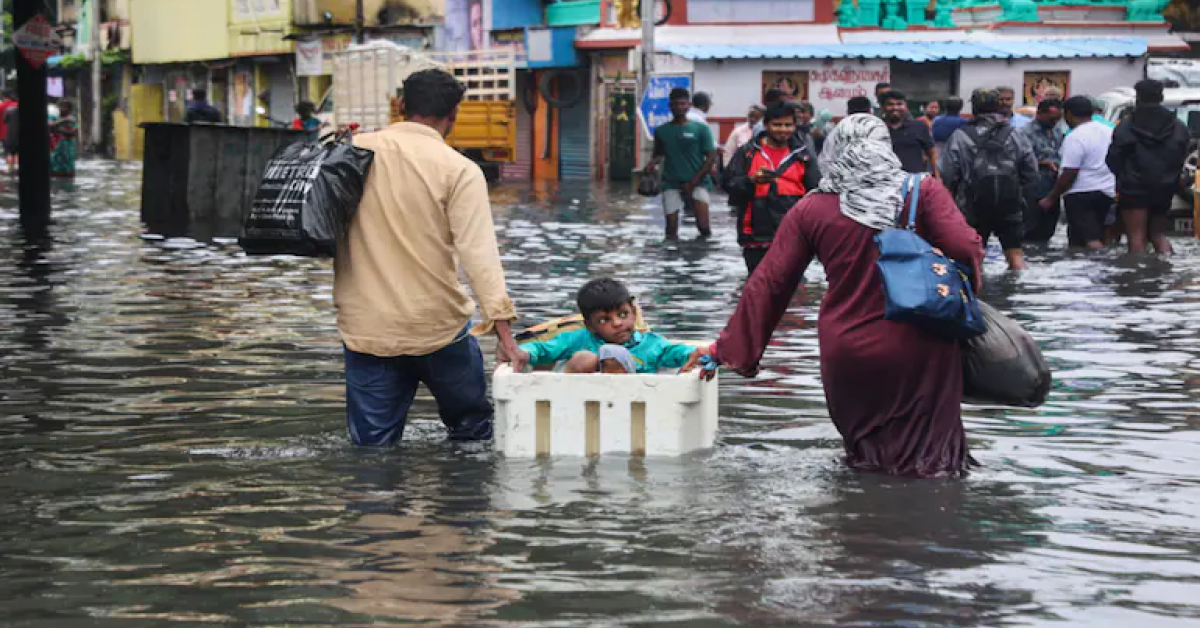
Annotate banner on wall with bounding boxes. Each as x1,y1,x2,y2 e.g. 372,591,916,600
807,64,890,116
762,71,809,102
296,40,323,77
233,68,256,121
1023,71,1070,105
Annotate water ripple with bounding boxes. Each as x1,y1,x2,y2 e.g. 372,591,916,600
0,162,1197,626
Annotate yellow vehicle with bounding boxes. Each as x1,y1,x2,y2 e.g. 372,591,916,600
389,97,516,163
325,42,517,164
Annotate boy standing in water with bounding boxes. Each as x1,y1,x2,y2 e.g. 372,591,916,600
515,278,698,374
645,88,718,240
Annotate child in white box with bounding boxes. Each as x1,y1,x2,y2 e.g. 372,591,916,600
514,278,698,374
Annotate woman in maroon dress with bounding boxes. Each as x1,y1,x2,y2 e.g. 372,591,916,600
689,115,984,478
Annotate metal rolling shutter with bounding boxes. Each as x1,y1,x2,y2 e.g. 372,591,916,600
558,81,591,180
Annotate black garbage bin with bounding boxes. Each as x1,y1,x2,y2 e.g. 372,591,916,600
140,123,306,242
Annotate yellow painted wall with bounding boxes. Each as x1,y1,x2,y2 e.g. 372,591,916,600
228,0,295,56
130,0,230,63
294,0,442,26
305,75,331,103
255,65,270,127
117,83,164,161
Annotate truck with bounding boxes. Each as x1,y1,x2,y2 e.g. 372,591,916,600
322,42,518,165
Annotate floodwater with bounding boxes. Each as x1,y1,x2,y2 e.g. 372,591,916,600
2,161,1199,628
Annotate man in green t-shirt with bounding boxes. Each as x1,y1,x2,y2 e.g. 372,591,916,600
645,87,719,239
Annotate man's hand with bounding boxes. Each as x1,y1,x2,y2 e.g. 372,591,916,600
493,321,528,372
497,342,529,372
682,181,697,196
1038,197,1057,212
752,168,775,185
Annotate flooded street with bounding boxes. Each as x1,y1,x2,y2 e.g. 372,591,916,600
2,161,1200,627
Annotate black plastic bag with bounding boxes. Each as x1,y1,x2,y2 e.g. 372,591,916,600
240,131,374,257
962,301,1052,407
637,168,661,197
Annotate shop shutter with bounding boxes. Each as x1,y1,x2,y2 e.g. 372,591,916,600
558,81,592,180
500,102,532,181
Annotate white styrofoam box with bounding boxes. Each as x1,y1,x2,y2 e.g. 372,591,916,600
492,365,719,457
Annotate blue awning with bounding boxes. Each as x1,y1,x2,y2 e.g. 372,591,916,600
660,38,1148,62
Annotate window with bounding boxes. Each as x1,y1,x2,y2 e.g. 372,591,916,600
688,0,815,23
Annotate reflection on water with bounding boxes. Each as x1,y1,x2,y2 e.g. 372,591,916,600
1,161,1199,626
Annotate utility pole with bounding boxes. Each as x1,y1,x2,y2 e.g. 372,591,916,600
90,0,102,153
638,0,655,167
15,0,51,237
354,0,365,44
639,0,655,98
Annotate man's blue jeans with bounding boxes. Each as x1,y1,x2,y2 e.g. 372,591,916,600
344,334,493,446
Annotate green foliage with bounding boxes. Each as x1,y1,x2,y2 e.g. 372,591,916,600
53,49,130,71
100,48,129,65
101,92,120,114
2,12,12,53
58,53,88,70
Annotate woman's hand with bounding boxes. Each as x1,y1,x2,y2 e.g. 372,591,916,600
681,345,719,381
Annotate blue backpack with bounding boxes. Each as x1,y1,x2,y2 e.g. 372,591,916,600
874,175,986,341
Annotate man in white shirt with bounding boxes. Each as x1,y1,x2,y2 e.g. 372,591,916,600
687,91,711,125
1039,95,1116,249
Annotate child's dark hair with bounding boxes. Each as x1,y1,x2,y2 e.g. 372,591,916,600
577,278,633,319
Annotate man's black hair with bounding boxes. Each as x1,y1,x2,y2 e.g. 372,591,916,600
796,101,815,115
880,90,906,105
192,88,207,101
1135,78,1165,105
847,96,873,114
577,278,633,319
972,89,1001,115
1063,95,1094,119
764,102,794,123
669,87,690,101
1036,98,1062,114
763,88,785,105
692,91,711,110
944,96,964,115
403,69,467,118
875,82,890,93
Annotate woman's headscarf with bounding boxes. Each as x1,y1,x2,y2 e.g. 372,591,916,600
816,114,907,231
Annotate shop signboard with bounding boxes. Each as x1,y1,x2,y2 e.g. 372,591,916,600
807,63,890,115
12,14,61,69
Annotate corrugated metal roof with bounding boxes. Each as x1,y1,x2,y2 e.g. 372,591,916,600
660,38,1147,62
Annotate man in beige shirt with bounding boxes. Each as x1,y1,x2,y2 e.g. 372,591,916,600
335,69,526,446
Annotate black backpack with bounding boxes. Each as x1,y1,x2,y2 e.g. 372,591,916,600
964,125,1021,213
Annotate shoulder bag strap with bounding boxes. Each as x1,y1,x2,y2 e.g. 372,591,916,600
897,174,914,226
905,173,923,231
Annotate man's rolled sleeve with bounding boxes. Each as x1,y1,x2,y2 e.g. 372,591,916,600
446,165,518,335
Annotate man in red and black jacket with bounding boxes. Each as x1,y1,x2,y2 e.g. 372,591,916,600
722,102,822,274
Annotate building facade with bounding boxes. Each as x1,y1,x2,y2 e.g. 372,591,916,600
572,0,1187,181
